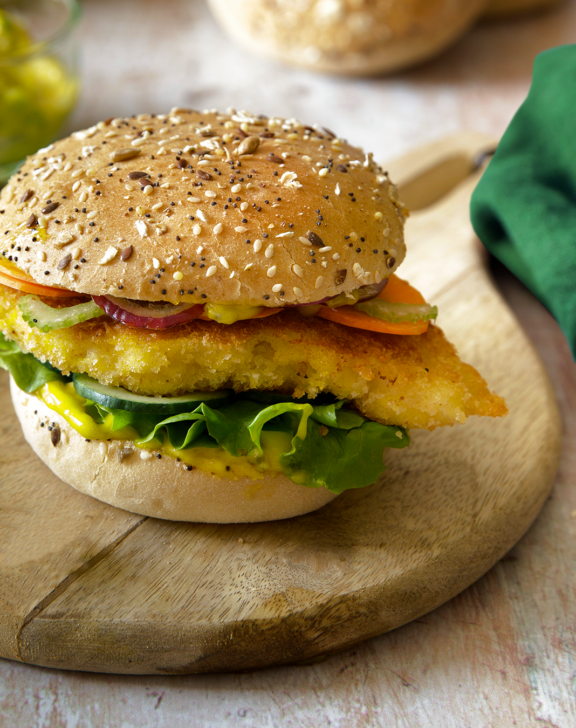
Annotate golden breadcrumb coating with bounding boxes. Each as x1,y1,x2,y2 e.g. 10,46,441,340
0,285,506,430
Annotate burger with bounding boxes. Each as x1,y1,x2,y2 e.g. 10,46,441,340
0,108,506,523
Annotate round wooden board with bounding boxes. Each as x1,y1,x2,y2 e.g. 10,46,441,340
0,135,561,675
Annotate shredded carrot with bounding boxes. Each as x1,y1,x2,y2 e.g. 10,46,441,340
315,275,430,335
377,275,426,305
0,264,77,298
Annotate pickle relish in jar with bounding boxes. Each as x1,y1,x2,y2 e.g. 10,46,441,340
0,7,78,183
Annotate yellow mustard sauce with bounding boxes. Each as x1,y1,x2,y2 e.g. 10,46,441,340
38,381,139,441
36,381,293,481
203,303,264,324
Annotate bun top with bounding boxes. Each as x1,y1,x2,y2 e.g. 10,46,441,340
0,109,407,306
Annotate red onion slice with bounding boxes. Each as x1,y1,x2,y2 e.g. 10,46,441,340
296,279,388,310
93,295,204,329
356,278,388,303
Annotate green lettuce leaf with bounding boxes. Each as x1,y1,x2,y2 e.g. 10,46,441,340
202,400,265,456
136,409,207,448
280,419,410,494
109,397,410,494
89,403,166,438
308,400,366,430
0,331,66,392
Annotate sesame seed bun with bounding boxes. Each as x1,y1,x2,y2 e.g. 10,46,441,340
11,377,338,523
207,0,485,76
0,109,406,307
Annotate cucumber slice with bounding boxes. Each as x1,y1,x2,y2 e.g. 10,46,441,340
73,373,232,414
19,295,105,332
354,299,438,324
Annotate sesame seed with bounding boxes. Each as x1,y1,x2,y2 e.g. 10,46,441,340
293,287,303,297
318,246,332,253
98,246,118,265
292,264,303,277
231,184,241,193
267,265,277,278
299,237,312,246
193,224,202,235
153,258,160,269
332,253,340,261
213,223,223,234
253,239,262,252
206,265,217,277
205,190,216,198
219,256,229,269
315,276,324,289
235,226,247,233
272,284,282,293
173,271,183,280
265,244,274,258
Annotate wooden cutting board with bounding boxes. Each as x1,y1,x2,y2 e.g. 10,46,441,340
0,133,561,675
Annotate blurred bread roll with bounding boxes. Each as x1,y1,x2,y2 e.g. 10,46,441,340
207,0,486,75
484,0,562,16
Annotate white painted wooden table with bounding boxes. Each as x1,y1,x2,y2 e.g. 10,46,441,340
1,0,576,725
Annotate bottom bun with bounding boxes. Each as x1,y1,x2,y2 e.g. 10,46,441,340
10,378,339,523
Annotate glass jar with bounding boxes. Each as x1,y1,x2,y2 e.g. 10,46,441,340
0,0,81,185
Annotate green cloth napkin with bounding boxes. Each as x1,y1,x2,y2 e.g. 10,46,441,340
470,44,576,360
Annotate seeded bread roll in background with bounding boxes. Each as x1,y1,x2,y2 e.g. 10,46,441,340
483,0,562,16
10,378,338,523
0,109,406,307
206,0,486,76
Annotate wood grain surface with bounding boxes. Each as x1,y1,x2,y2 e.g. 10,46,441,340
0,133,561,675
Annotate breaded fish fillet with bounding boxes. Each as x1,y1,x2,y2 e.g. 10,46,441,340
0,285,506,430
